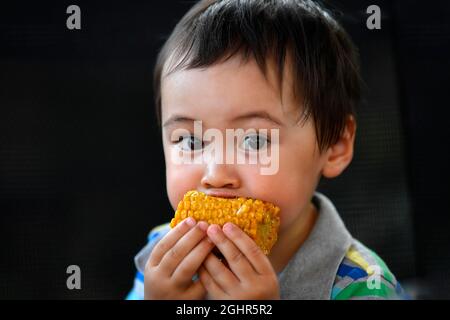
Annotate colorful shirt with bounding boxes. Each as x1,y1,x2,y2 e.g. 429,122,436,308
126,192,409,300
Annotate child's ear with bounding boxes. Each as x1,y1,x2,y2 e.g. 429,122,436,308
322,115,356,178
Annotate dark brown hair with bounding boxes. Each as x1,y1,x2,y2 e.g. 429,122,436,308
153,0,362,151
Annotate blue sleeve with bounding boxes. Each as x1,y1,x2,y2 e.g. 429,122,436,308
125,223,171,300
125,271,145,300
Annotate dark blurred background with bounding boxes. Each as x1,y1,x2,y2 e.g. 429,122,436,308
0,0,449,299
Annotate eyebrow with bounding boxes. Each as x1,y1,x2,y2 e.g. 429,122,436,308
162,110,283,128
231,111,283,126
162,115,196,128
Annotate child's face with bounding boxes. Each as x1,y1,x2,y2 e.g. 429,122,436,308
160,55,332,232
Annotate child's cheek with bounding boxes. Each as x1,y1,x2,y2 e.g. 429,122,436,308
254,182,310,231
166,164,203,210
242,167,311,230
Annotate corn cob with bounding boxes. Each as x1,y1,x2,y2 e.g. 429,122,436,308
170,190,281,255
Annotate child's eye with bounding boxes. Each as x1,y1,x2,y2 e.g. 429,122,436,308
241,134,270,151
176,135,204,151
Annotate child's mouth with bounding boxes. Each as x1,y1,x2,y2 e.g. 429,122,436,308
203,191,239,199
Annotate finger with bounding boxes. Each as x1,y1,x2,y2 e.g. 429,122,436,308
172,236,215,282
207,224,254,279
159,221,209,276
223,222,273,275
198,265,227,299
148,217,196,267
202,252,239,291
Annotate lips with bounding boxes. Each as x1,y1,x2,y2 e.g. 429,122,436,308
201,190,239,198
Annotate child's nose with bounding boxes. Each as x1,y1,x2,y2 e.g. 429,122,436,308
200,163,240,189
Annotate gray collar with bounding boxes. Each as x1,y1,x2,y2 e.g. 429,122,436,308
277,192,353,299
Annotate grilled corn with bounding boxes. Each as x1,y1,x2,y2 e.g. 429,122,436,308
170,190,281,255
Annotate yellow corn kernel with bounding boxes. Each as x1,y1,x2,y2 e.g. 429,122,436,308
170,190,281,255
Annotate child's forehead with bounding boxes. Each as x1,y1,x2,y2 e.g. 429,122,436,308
163,51,295,90
161,53,301,124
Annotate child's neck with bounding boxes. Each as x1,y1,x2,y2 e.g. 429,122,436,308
268,200,318,274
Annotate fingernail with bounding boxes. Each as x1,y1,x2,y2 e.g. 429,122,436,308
208,224,220,235
223,222,235,235
185,217,196,227
198,221,208,231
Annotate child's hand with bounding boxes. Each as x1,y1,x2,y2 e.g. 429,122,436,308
144,218,214,299
198,223,280,300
